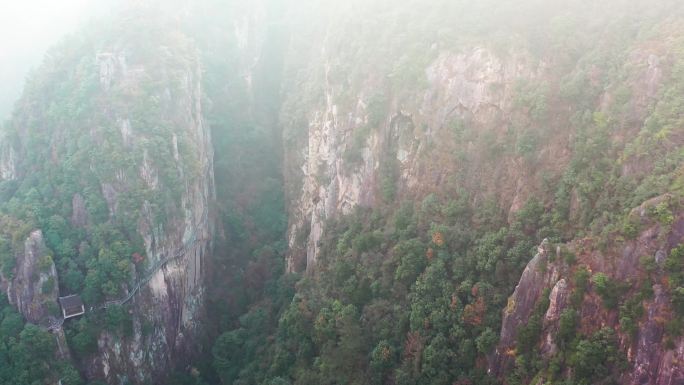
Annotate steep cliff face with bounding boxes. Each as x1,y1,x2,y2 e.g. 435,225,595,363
281,1,684,269
85,44,214,383
490,205,684,385
275,2,684,384
2,1,684,384
0,9,214,384
2,230,60,325
284,42,553,271
490,239,559,374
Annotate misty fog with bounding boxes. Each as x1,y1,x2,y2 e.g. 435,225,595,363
0,1,683,385
0,0,113,120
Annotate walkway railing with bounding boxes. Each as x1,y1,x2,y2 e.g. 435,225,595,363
45,209,208,332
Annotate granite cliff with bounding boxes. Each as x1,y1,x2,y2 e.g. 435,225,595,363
1,1,684,384
0,9,213,384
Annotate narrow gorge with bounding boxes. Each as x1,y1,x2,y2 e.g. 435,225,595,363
0,1,683,385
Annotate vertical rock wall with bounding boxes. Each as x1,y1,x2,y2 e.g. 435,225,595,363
489,212,684,385
0,12,214,383
86,44,214,384
283,45,548,272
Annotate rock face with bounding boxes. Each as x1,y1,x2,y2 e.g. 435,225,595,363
2,230,59,325
0,1,682,383
0,230,72,362
84,46,214,384
489,239,560,375
488,213,684,385
0,13,214,384
283,46,547,272
540,278,568,357
281,3,679,275
0,140,16,181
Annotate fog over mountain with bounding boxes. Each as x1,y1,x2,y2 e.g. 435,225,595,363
0,1,683,385
0,0,114,120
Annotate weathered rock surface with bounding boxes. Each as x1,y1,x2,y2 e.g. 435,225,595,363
0,20,214,384
84,45,214,384
0,140,16,181
284,46,547,272
489,239,560,375
0,229,72,363
489,213,684,384
540,278,568,357
281,11,676,276
2,230,59,324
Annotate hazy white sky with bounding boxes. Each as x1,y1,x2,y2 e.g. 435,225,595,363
0,0,90,54
0,0,113,120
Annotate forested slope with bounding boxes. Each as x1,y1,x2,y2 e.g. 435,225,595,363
1,1,684,384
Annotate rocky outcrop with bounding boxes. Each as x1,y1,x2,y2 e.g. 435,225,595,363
85,44,214,384
540,278,568,357
96,52,127,92
489,239,560,376
422,48,539,127
631,284,669,385
489,211,684,384
0,13,214,382
0,229,71,363
2,230,59,324
284,46,548,272
281,4,678,274
0,140,16,181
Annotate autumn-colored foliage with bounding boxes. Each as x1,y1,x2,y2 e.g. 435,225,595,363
450,293,459,311
403,331,423,361
463,296,486,326
432,231,445,247
426,247,434,260
381,345,392,360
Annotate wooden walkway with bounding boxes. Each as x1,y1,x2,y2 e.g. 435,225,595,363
45,210,207,332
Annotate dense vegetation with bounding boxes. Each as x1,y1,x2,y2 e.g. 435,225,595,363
0,8,208,384
0,297,82,384
202,1,684,384
0,1,683,384
208,196,551,385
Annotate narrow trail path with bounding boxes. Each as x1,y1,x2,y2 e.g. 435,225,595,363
46,210,208,332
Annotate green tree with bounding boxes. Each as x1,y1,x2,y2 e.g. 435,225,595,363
476,327,498,353
213,329,247,384
394,239,427,285
570,328,622,384
19,324,55,361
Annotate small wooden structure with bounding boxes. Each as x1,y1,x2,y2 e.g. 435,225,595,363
58,295,85,319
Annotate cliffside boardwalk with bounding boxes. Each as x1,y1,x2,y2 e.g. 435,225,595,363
45,210,206,332
46,239,198,331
